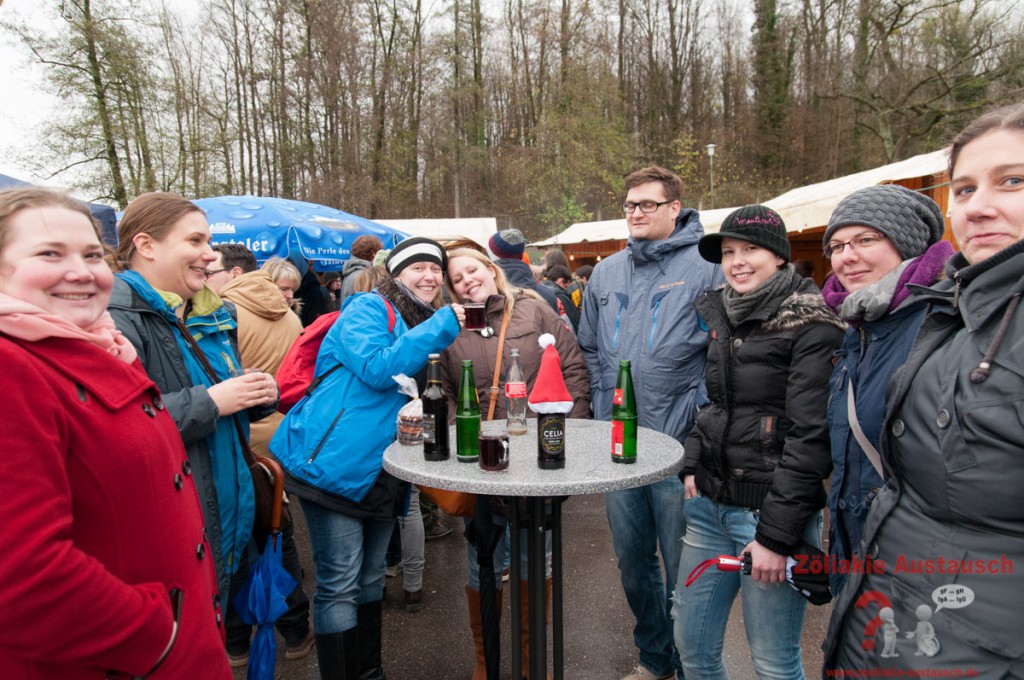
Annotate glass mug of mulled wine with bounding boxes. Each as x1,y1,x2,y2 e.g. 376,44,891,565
478,421,510,472
463,302,487,330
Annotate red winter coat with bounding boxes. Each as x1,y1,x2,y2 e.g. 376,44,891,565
0,334,231,680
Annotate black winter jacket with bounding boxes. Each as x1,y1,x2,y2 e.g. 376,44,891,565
682,276,844,555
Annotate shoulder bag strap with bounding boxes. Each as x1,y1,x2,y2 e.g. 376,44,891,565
175,318,258,468
846,381,885,480
486,310,511,421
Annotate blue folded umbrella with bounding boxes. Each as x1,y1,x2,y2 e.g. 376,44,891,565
233,535,298,680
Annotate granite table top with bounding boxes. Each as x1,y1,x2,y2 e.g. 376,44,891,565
383,418,684,497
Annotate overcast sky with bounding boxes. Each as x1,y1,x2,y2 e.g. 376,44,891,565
0,0,202,198
0,0,61,183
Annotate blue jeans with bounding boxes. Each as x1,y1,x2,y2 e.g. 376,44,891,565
605,475,687,678
299,498,393,634
672,494,823,680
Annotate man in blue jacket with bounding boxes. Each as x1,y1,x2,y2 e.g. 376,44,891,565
578,166,723,680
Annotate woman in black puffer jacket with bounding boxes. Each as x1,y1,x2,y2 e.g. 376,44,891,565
673,205,844,680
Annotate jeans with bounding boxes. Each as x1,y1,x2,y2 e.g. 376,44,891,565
398,486,425,592
672,494,823,680
299,497,393,634
605,475,687,678
464,514,551,590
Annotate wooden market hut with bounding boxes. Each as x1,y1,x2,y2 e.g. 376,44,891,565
533,149,955,287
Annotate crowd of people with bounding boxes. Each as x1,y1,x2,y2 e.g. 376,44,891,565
0,101,1021,680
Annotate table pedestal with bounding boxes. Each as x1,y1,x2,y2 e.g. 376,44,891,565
509,496,564,680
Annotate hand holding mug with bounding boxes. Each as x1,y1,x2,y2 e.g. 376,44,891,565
451,303,466,328
208,369,278,416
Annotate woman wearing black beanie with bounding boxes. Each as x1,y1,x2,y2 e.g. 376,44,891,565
674,205,844,679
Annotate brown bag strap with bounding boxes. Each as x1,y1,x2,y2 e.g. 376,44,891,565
174,318,258,468
486,311,511,421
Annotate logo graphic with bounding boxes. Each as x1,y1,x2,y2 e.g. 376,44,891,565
855,590,892,651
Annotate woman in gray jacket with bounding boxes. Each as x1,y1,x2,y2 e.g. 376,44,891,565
824,102,1024,675
108,192,279,600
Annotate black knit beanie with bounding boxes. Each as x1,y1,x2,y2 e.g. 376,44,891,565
824,185,944,260
385,236,448,277
698,205,791,263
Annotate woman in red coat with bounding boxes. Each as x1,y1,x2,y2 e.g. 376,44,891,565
0,188,231,680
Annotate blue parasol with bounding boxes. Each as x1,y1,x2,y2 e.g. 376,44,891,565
194,195,410,271
232,458,297,680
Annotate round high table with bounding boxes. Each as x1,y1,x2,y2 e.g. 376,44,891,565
383,418,685,680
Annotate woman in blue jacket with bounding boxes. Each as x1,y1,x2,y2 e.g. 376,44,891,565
272,237,464,680
821,185,953,595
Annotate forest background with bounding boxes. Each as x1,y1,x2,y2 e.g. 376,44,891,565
2,0,1023,241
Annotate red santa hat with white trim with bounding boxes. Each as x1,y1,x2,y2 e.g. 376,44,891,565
528,334,573,414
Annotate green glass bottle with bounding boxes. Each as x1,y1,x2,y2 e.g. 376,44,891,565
455,359,481,462
611,359,637,463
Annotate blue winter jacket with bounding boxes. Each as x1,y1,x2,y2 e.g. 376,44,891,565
825,302,927,594
577,209,724,442
271,292,460,512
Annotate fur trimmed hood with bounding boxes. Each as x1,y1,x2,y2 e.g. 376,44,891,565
763,290,847,333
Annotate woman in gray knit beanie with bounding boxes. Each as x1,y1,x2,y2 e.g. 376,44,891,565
820,184,954,597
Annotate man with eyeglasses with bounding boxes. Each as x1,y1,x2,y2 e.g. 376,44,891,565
578,166,723,680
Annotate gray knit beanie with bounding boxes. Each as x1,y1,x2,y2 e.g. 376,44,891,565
824,185,944,260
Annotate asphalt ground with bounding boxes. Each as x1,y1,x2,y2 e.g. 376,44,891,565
234,492,830,680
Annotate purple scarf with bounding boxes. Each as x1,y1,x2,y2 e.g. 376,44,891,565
822,240,955,323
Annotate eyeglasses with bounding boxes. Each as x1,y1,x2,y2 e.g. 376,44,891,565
824,233,887,258
623,200,672,215
204,268,229,279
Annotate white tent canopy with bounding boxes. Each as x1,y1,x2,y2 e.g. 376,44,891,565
530,207,749,247
376,217,497,249
763,148,949,232
532,148,949,247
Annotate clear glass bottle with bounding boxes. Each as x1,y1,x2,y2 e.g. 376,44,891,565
505,347,528,435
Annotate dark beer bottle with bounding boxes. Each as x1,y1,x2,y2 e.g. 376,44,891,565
422,353,449,461
537,413,566,469
611,359,638,463
455,359,481,462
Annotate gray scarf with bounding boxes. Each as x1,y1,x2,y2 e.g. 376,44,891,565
838,260,910,323
721,265,795,327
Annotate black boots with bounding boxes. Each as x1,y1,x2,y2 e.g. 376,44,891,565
355,600,386,680
313,600,385,680
314,629,358,679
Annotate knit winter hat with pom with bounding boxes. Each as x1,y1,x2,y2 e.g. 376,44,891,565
527,334,573,414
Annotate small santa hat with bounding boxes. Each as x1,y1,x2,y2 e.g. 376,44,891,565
528,334,574,414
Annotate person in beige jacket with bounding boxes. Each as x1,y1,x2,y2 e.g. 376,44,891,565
205,243,314,668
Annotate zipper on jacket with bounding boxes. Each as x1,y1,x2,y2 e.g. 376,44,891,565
612,308,621,350
306,407,346,468
649,299,662,349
